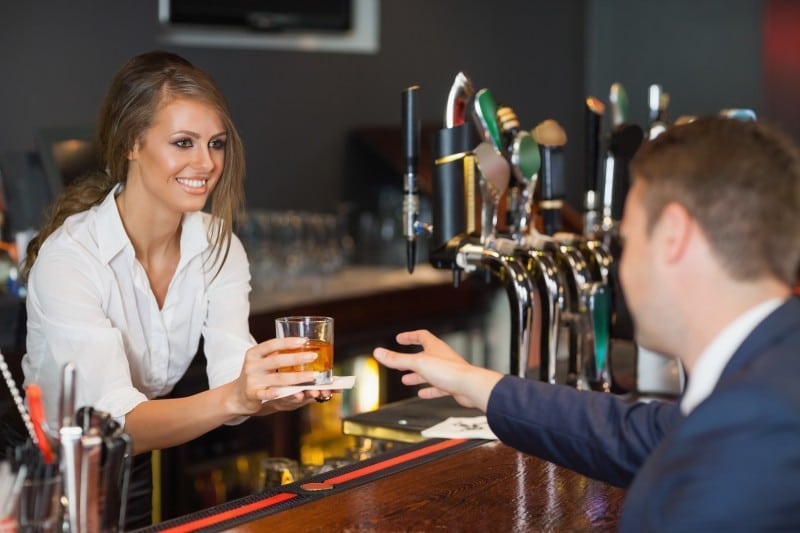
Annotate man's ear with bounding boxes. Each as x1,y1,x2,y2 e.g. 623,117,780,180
657,202,693,263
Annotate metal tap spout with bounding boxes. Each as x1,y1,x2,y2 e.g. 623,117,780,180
525,233,594,389
455,241,535,378
513,248,562,384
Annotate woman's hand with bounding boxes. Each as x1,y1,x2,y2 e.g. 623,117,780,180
229,337,325,415
265,388,339,412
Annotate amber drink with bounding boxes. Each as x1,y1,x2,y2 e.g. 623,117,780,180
275,316,334,384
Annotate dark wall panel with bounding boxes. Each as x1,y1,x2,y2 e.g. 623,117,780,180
0,1,585,213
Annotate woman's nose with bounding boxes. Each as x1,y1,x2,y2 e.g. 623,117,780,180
193,146,215,171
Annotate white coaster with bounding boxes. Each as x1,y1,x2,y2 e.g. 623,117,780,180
421,416,498,440
270,375,356,400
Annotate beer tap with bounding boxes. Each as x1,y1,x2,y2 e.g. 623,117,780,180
647,84,670,139
474,142,508,245
428,73,478,286
533,119,567,236
468,95,536,377
584,96,605,239
530,118,600,389
466,144,536,379
600,121,644,236
609,82,628,128
402,86,421,273
473,88,504,151
720,108,757,121
575,95,616,285
445,71,474,128
422,79,535,376
495,107,564,383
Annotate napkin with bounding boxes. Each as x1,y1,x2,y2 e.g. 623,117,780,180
421,416,498,440
270,375,356,400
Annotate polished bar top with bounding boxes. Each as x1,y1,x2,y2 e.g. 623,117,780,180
232,441,624,531
144,439,624,531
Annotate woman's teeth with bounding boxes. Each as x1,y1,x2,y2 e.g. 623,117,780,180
177,178,206,188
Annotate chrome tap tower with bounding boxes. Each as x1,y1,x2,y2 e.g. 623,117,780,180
400,76,648,389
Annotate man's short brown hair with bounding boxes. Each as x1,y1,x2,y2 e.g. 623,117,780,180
630,117,800,286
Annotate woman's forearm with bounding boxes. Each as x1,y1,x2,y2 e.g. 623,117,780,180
124,381,241,454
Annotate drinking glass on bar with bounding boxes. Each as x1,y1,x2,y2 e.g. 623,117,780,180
274,316,334,385
257,458,300,491
17,473,62,533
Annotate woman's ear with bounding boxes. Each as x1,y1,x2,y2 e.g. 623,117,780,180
128,140,140,161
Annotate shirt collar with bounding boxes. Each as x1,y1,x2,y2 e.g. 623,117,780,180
680,297,784,415
95,183,130,264
178,210,212,268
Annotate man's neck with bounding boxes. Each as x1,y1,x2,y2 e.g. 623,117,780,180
680,278,791,374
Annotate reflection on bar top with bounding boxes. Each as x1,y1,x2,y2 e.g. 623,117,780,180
249,264,454,314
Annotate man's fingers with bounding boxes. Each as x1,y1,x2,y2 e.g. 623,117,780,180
400,372,426,387
396,329,451,354
418,387,449,400
395,330,430,347
373,347,415,371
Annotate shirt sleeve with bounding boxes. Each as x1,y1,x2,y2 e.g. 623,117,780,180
25,246,147,427
202,232,256,389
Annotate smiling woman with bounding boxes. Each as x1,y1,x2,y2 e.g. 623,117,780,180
18,51,331,529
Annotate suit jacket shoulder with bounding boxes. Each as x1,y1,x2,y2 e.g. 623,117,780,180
620,297,800,531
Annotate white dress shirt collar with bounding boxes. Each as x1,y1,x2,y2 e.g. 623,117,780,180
680,297,784,415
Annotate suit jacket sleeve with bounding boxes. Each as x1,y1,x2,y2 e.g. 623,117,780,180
486,375,681,487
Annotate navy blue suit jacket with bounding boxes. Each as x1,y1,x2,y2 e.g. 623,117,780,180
487,296,800,531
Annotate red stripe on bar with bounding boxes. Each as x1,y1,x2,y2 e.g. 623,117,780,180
158,492,297,533
324,438,468,485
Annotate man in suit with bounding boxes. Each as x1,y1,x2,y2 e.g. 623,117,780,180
374,117,800,530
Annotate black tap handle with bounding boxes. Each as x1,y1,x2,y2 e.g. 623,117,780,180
402,86,420,273
402,86,420,176
584,97,605,194
607,124,644,221
539,145,565,235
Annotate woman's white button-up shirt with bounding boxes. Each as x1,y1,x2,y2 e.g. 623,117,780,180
23,187,255,427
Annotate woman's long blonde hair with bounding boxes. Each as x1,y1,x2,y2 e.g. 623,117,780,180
22,50,245,279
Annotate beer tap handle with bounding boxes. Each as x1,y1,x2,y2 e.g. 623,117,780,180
445,71,474,128
474,142,510,244
609,82,628,127
603,123,644,227
472,88,503,151
648,84,670,139
496,105,520,162
720,108,757,121
402,85,420,273
532,119,568,236
584,96,605,236
510,131,540,240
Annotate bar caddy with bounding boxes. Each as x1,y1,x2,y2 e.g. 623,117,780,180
6,362,134,532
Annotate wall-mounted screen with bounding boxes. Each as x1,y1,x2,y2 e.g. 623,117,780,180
158,0,379,54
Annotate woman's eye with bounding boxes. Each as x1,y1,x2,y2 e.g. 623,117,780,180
210,138,227,150
174,138,194,148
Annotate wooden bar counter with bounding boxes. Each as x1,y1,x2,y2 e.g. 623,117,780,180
147,439,624,532
241,442,624,531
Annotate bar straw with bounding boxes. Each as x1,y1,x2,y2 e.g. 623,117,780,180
24,385,54,464
0,352,38,444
